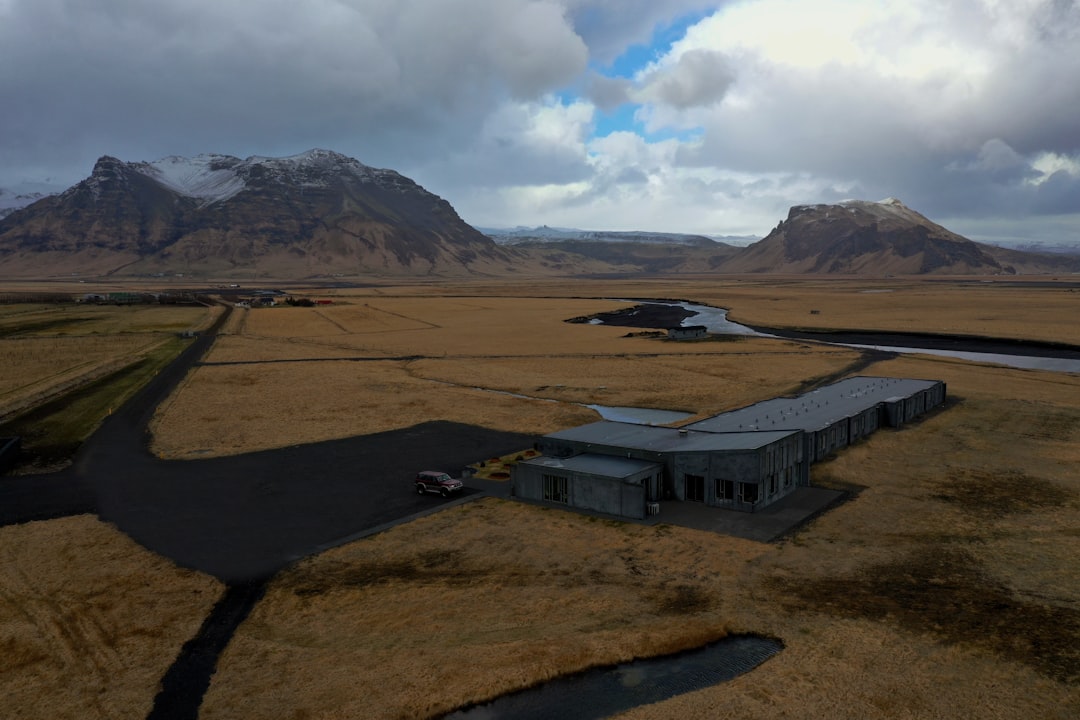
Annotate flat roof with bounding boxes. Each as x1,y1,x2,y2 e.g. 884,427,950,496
544,421,798,453
687,376,942,434
521,453,661,479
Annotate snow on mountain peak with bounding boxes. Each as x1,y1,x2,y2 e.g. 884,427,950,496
127,149,403,204
136,154,247,204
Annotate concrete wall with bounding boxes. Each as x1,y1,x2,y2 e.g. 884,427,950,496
848,406,879,443
513,463,652,519
665,438,805,513
541,432,808,513
882,381,946,428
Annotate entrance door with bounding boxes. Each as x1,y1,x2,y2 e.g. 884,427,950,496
685,473,705,502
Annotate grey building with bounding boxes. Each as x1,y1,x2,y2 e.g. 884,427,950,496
686,376,946,462
667,325,708,340
517,423,806,518
513,376,946,520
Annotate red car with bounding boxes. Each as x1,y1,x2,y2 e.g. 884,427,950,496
415,471,464,497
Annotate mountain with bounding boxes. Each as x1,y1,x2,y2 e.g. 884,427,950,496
721,198,1080,275
479,226,745,274
0,150,515,278
0,189,50,219
4,163,1076,279
483,226,722,246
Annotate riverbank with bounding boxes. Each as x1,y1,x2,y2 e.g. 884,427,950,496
581,300,1080,361
749,325,1080,360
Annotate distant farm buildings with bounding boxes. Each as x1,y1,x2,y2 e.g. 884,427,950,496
512,376,945,520
667,325,708,340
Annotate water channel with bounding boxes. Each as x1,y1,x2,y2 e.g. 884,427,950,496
442,635,783,720
654,300,1080,374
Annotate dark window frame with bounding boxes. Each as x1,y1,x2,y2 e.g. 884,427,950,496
542,474,568,504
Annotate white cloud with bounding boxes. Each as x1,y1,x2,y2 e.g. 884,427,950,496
635,49,735,109
0,0,588,184
413,97,595,192
1,0,1078,243
1031,152,1080,183
617,0,1080,224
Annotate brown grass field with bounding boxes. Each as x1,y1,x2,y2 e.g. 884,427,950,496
4,277,1080,718
152,295,862,457
0,303,210,420
197,349,1080,720
0,515,223,720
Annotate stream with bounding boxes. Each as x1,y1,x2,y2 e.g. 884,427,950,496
443,635,783,720
654,300,1080,374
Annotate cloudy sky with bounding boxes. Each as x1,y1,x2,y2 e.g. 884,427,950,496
2,0,1078,244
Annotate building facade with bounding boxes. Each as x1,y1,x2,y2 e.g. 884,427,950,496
513,376,946,520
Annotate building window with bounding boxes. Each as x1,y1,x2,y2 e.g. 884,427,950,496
685,473,705,502
740,482,759,504
542,474,568,504
768,472,778,496
716,478,734,501
783,468,793,488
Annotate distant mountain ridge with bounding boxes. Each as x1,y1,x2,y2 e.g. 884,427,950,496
720,198,1080,275
2,153,1077,278
0,150,514,277
481,225,757,247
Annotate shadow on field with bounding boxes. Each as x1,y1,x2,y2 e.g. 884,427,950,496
0,304,537,720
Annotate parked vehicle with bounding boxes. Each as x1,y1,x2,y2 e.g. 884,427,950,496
415,471,464,497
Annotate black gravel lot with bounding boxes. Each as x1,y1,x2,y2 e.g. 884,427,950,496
0,307,533,583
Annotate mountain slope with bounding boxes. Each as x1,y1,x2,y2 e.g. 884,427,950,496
0,150,512,278
724,198,1014,275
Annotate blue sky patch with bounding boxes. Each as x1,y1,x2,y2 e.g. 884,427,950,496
601,10,714,79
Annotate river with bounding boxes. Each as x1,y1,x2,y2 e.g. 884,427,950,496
654,301,1080,374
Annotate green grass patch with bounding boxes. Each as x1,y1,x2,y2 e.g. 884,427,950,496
0,337,189,470
0,317,92,338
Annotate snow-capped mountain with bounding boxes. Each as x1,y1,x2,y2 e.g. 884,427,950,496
126,149,411,206
0,150,511,277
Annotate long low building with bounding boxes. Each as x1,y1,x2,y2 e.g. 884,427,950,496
512,376,945,519
686,377,946,462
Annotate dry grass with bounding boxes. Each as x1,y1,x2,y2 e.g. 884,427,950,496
200,352,1080,719
0,335,159,395
407,341,859,419
648,278,1080,345
0,303,211,418
7,278,1080,719
151,360,599,457
0,515,223,720
200,500,769,720
154,297,863,457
